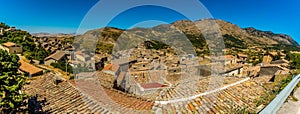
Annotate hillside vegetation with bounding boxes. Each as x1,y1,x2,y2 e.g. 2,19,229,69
75,19,299,55
0,23,50,61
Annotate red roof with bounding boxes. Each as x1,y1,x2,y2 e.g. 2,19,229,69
140,83,167,89
225,55,234,59
102,64,113,71
103,64,120,73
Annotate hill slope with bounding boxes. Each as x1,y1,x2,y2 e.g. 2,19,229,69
75,19,299,54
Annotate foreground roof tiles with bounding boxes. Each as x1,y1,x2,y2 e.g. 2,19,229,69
23,72,272,113
24,73,154,113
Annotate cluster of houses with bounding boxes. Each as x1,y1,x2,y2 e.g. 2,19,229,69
0,39,109,78
32,37,74,54
100,46,176,95
0,26,293,94
0,42,43,77
0,35,292,85
0,37,112,79
99,44,212,95
96,44,292,97
222,48,290,81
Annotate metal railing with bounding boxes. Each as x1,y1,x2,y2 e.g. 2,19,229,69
260,74,300,114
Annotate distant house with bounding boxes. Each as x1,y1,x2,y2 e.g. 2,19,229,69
102,64,121,76
44,51,66,65
258,66,283,76
237,53,248,63
75,51,90,62
19,60,43,77
0,28,4,36
225,55,237,65
0,42,22,54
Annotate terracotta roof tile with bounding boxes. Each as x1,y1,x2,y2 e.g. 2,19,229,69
103,64,113,71
225,55,234,59
19,60,43,75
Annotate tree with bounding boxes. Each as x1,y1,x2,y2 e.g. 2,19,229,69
287,53,300,69
50,61,73,73
0,28,50,61
0,22,10,29
0,49,27,112
73,64,89,74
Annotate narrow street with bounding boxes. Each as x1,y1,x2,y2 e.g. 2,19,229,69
277,86,300,114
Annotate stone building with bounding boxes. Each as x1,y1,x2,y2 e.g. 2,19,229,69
19,60,43,77
0,28,3,36
44,51,66,65
0,42,23,54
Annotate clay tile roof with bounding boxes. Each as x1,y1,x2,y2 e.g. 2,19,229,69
103,64,113,71
102,64,120,73
45,51,66,61
2,42,16,47
111,64,120,72
140,82,167,89
19,60,43,75
225,55,234,59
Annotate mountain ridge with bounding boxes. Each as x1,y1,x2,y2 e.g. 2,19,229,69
76,19,299,54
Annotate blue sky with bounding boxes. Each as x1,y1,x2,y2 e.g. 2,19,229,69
0,0,299,43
